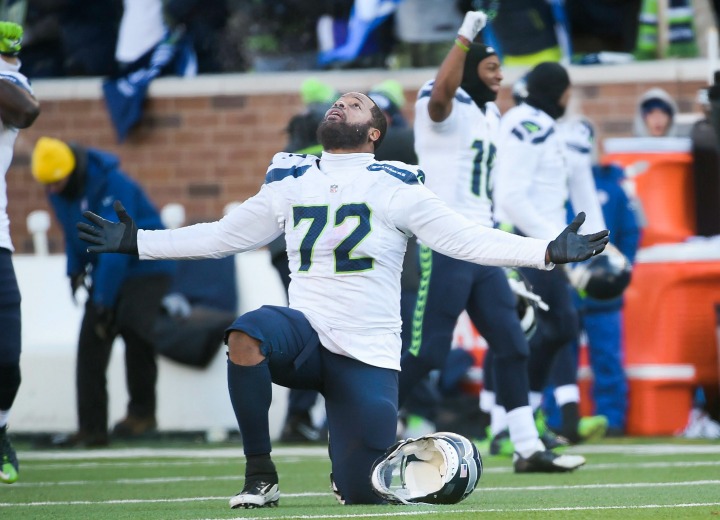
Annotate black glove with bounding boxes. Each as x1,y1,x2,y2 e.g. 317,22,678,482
546,212,609,264
76,201,138,255
70,272,86,304
93,304,117,341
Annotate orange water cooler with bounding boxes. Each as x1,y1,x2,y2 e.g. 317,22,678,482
596,139,719,435
602,137,696,247
622,243,720,435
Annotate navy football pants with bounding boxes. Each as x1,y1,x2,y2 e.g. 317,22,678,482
0,249,21,411
521,267,580,391
399,247,530,411
227,306,398,505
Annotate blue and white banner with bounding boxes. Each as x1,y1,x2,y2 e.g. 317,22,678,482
103,29,196,142
317,0,403,67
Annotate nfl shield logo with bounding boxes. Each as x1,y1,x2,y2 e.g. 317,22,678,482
330,184,338,193
460,463,468,478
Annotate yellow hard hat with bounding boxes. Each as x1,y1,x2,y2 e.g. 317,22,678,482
31,137,76,184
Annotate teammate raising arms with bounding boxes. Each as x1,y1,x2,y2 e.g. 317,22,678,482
400,10,583,472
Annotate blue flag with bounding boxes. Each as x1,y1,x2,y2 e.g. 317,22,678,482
103,29,196,142
318,0,403,67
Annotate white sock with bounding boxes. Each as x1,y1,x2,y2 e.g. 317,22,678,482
554,384,580,407
490,405,508,436
0,409,10,429
529,391,544,411
507,406,544,457
479,390,495,413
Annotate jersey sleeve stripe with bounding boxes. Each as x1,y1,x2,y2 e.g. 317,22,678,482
0,73,31,93
367,163,421,184
530,127,555,144
567,143,591,154
417,89,472,105
265,164,312,184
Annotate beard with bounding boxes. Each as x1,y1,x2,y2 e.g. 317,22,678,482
317,120,371,150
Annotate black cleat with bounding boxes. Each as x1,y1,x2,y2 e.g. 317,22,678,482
489,430,514,457
229,479,280,509
0,426,19,484
540,429,570,451
279,412,322,443
513,449,586,473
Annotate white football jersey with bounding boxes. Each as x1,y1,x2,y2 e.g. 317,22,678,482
493,103,605,240
414,81,500,227
139,152,551,369
0,68,33,252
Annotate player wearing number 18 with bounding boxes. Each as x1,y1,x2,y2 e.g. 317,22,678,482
77,91,608,508
401,9,583,473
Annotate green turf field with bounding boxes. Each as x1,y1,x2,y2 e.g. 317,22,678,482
2,438,719,519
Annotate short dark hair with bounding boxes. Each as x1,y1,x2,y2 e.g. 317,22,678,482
369,100,387,151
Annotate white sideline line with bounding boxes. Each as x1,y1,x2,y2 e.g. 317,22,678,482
26,457,308,470
19,446,328,460
11,461,720,487
2,480,719,507
200,503,720,520
18,443,720,461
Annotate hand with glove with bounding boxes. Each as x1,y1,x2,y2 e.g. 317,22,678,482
77,200,138,255
93,304,117,341
546,212,609,264
457,10,488,44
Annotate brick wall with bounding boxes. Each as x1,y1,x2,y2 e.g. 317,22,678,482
7,63,708,253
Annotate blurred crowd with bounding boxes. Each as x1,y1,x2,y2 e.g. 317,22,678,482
2,0,718,80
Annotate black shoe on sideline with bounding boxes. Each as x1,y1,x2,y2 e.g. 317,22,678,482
514,449,586,473
229,479,280,509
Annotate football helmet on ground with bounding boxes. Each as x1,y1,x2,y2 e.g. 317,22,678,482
371,432,482,505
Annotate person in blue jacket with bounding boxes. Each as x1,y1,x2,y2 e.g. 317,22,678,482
31,137,175,447
578,162,641,435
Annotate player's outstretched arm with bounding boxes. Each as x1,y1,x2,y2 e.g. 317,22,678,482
77,200,138,255
546,212,609,264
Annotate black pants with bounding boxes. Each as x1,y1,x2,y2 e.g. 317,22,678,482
0,249,21,411
77,274,171,435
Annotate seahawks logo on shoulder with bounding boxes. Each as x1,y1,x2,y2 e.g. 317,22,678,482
265,152,318,184
511,119,554,144
521,121,541,133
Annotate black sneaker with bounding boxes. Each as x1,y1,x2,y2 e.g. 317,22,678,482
279,413,322,443
229,479,280,509
534,409,570,450
489,430,514,457
0,425,19,484
513,449,586,473
540,429,570,450
48,431,110,449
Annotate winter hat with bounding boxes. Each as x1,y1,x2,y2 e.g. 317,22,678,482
640,97,674,117
31,137,76,184
460,43,499,107
369,80,407,127
525,62,571,119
